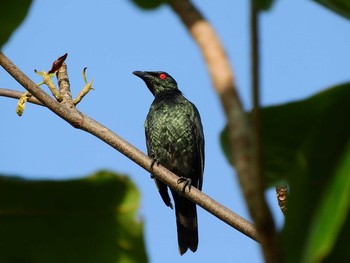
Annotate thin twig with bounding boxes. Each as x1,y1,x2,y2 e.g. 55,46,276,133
0,51,258,242
0,88,43,106
250,3,281,262
251,4,262,180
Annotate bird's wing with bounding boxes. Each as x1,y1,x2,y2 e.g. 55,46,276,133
145,122,173,209
192,105,205,191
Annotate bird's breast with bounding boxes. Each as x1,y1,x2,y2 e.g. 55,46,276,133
145,101,197,175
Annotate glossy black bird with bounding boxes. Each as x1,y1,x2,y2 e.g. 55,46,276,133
133,71,205,255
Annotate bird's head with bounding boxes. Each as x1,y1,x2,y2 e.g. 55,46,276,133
133,71,179,97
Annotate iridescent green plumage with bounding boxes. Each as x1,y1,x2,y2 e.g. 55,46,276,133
133,71,204,255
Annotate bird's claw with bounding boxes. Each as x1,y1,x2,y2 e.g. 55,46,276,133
177,177,192,192
150,155,159,179
150,154,159,169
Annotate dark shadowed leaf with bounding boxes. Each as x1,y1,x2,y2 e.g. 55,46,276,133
263,83,350,262
221,83,350,187
0,170,147,263
324,203,350,262
130,0,167,9
302,142,350,263
313,0,350,19
254,0,275,11
0,0,32,49
221,82,350,262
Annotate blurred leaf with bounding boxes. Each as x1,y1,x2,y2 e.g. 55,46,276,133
0,170,147,263
302,142,350,263
313,0,350,19
220,128,233,166
0,0,32,49
282,83,350,263
221,83,350,186
265,83,350,262
324,207,350,262
130,0,168,9
254,0,275,11
221,82,350,262
131,0,275,12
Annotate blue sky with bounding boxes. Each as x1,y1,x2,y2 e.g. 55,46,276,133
1,1,349,262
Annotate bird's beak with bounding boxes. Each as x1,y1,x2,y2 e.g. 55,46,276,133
133,71,156,96
133,71,149,80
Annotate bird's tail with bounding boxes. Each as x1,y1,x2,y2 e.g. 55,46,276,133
172,191,198,255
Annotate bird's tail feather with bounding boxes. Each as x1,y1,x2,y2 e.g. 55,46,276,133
172,192,198,255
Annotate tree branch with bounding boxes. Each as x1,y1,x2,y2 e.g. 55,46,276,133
0,88,43,106
0,51,258,242
169,1,281,262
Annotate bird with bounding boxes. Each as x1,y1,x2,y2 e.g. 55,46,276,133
133,71,205,255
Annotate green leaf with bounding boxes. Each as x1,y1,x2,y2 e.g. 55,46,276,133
221,83,350,262
324,207,350,262
0,0,32,49
221,83,350,187
302,142,350,263
129,0,168,9
313,0,350,19
267,83,350,263
0,170,147,263
253,0,275,11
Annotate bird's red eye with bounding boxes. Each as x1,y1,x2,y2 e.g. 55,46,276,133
159,73,167,80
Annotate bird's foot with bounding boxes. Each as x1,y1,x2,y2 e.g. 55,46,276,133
150,155,159,178
150,154,159,168
177,177,192,193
